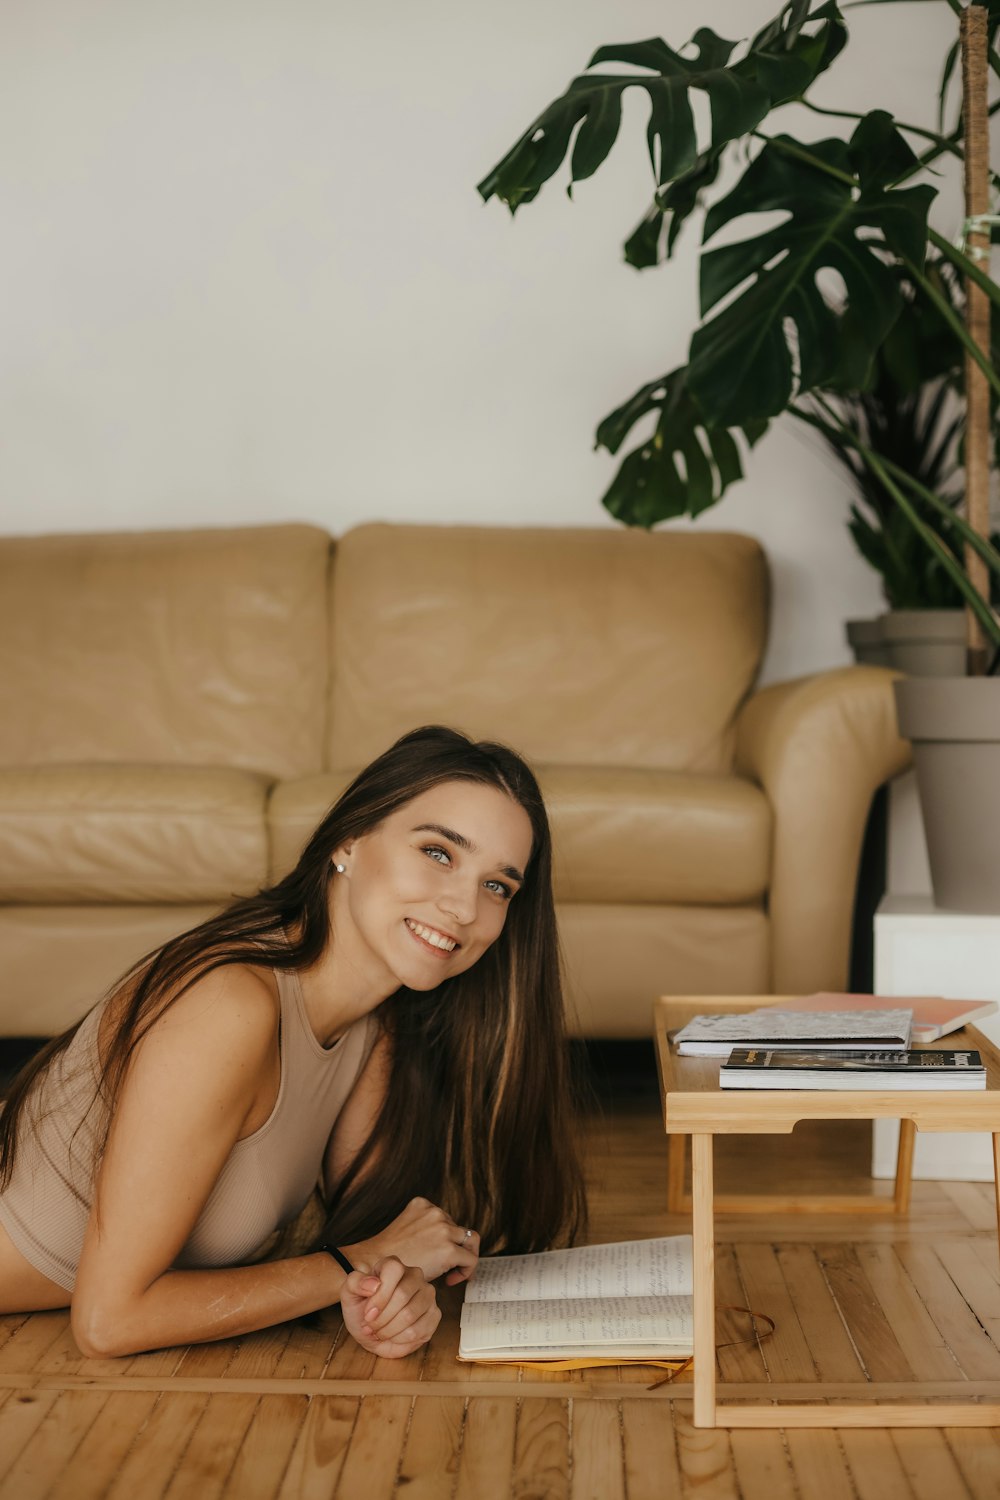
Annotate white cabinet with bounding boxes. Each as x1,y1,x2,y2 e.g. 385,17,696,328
872,895,1000,1180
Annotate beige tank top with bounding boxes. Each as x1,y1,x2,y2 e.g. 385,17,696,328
0,968,377,1292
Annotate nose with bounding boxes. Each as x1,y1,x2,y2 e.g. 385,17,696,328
438,878,478,928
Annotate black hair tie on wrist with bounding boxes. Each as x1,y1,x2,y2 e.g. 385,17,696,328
320,1244,355,1275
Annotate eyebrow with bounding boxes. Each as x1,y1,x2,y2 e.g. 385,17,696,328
411,823,526,884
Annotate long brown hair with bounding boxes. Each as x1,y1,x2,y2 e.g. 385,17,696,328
0,726,586,1254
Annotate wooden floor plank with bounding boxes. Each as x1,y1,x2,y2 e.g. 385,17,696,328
940,1182,996,1234
839,1431,918,1500
161,1393,259,1500
775,1244,864,1383
713,1245,768,1383
512,1399,569,1500
219,1395,309,1500
782,1432,857,1500
620,1399,681,1500
855,1244,963,1383
672,1405,740,1500
943,1428,1000,1500
818,1243,915,1383
889,1428,975,1500
269,1312,341,1380
45,1391,163,1500
103,1391,209,1500
275,1395,359,1500
334,1394,411,1500
569,1399,625,1500
728,1430,799,1500
933,1241,1000,1348
894,1243,1000,1380
393,1394,465,1499
220,1324,295,1379
732,1243,815,1383
0,1388,105,1499
453,1396,517,1500
0,1390,61,1481
0,1311,68,1373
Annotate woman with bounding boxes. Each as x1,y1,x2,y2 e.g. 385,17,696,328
0,726,585,1359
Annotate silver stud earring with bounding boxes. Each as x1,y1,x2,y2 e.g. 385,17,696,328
334,863,345,874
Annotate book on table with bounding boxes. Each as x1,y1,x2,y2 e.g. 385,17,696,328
719,1048,987,1090
764,991,999,1044
458,1235,693,1363
670,1008,913,1057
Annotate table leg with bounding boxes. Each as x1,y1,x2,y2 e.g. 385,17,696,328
667,1135,685,1212
691,1133,716,1429
893,1118,916,1215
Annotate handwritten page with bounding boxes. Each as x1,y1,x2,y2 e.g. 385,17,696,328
460,1294,693,1357
464,1235,692,1305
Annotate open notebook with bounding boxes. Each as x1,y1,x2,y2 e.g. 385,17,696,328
458,1235,693,1363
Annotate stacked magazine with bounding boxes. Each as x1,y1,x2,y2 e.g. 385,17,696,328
719,1048,986,1090
671,1004,989,1090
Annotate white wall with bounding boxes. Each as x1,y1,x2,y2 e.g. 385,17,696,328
0,0,963,681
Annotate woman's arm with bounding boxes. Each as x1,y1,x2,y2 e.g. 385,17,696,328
71,968,437,1358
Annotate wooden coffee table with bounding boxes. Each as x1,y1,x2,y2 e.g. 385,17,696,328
655,993,1000,1429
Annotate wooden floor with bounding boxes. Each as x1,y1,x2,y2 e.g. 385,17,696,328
1,1062,1000,1497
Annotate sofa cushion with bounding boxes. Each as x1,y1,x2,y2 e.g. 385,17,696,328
0,766,270,903
326,524,768,775
269,766,771,905
539,766,771,904
0,525,331,779
268,772,358,880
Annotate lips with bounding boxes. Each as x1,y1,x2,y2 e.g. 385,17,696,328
404,917,460,956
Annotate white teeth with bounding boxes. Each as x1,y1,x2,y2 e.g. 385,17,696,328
406,918,457,952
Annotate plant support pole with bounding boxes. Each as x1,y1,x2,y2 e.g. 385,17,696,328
962,2,992,676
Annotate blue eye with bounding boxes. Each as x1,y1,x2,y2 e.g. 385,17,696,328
486,879,513,900
422,845,451,865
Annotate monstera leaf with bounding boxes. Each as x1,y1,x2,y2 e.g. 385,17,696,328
686,116,936,428
477,4,847,217
594,369,768,526
621,1,849,266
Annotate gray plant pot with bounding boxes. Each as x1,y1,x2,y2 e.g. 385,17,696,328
845,617,891,667
845,611,965,674
893,677,1000,913
880,610,966,677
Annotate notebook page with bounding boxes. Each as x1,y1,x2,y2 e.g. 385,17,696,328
460,1293,692,1354
464,1235,692,1305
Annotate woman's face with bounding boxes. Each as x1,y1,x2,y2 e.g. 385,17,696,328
333,779,535,993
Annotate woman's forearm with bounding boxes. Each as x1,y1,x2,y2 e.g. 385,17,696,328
72,1251,345,1359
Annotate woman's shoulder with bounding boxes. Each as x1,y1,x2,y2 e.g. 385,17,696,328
130,962,281,1066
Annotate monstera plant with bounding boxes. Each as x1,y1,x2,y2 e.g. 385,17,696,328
478,0,1000,654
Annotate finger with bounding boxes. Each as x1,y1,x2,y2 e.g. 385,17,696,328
343,1270,381,1305
361,1257,406,1323
372,1304,442,1359
374,1290,438,1345
367,1278,431,1335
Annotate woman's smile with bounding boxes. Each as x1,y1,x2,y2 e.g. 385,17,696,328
404,918,461,956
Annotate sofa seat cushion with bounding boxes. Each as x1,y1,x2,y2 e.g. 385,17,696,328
0,766,271,903
538,766,771,904
270,767,771,905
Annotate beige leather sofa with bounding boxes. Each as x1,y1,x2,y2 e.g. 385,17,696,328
0,521,910,1038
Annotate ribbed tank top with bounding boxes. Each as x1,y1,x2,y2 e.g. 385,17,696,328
0,968,377,1292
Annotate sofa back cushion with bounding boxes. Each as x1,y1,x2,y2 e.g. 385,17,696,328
0,524,331,779
327,524,768,773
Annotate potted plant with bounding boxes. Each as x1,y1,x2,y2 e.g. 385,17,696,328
478,0,1000,911
824,250,1000,674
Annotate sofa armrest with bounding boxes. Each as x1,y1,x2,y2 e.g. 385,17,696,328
734,665,912,994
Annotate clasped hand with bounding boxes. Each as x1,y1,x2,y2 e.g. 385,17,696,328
339,1197,480,1359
